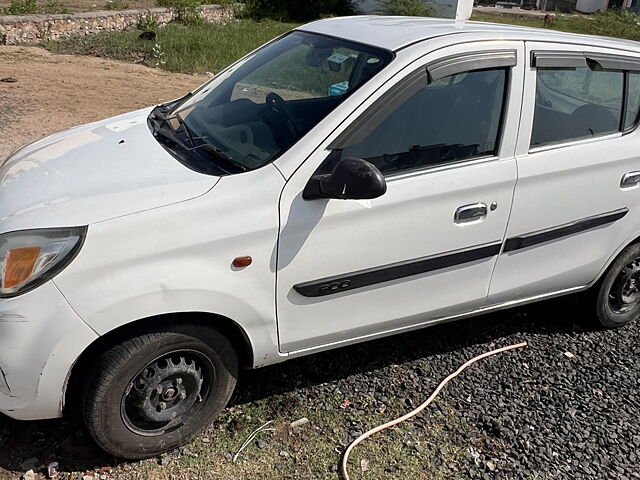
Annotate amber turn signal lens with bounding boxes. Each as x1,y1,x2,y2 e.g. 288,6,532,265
3,246,41,289
232,256,252,268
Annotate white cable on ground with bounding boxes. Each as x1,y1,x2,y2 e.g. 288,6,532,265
232,420,274,462
340,341,528,480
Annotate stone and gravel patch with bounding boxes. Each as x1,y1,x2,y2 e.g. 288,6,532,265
0,86,22,135
233,295,640,479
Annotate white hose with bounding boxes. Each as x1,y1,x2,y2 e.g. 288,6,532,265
340,341,528,480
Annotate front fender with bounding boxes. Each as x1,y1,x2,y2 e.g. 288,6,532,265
54,166,286,369
60,286,282,368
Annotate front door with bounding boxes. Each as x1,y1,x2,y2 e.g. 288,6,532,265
276,41,525,353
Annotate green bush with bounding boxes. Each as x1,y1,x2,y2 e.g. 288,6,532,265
3,0,38,14
376,0,435,16
242,0,356,21
2,0,69,14
103,0,130,9
137,14,160,30
156,0,204,25
41,0,69,12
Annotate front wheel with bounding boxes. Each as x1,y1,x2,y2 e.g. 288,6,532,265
82,323,238,459
595,242,640,328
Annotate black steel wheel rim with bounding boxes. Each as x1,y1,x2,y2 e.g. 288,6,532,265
609,258,640,314
120,349,215,436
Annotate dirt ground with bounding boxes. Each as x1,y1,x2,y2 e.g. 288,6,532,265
0,46,205,159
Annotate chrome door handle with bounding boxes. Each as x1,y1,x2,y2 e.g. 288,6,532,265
454,203,488,224
621,171,640,189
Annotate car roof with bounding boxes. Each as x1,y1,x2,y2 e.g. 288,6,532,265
297,16,640,52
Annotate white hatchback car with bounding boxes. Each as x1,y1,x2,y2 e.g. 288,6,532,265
2,16,640,458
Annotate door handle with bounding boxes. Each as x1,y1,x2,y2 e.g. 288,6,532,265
621,171,640,189
454,203,488,224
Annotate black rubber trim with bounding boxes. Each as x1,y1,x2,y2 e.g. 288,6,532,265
293,242,502,298
503,208,628,253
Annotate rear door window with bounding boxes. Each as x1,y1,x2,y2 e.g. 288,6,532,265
532,64,624,147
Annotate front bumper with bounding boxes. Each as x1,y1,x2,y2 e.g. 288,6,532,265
0,281,98,420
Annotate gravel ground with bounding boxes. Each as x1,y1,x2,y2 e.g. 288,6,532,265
2,294,637,479
232,295,640,479
0,86,23,136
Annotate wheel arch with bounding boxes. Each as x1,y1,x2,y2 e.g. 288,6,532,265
63,312,254,416
592,230,640,288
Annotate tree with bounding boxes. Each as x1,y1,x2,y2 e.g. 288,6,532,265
376,0,436,16
243,0,357,21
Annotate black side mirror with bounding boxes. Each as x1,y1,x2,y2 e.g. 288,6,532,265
303,157,387,200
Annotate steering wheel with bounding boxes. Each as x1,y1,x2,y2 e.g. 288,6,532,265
265,92,302,139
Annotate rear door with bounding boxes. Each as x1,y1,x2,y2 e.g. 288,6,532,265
489,42,640,304
276,41,525,353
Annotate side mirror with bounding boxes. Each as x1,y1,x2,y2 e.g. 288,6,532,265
303,157,387,201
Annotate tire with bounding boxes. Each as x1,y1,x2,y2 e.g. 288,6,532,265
81,323,238,459
595,242,640,328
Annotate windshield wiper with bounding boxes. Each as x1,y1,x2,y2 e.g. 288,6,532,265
151,120,247,173
199,144,248,172
171,113,197,146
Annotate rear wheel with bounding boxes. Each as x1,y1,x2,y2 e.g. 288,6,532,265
82,323,237,459
595,242,640,328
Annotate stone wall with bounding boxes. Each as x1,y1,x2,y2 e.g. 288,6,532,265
0,4,236,45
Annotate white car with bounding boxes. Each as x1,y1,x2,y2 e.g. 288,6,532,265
2,16,640,458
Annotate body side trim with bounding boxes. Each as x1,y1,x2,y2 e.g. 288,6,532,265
293,241,502,298
503,207,629,253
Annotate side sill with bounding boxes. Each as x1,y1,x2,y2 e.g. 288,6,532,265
283,285,588,358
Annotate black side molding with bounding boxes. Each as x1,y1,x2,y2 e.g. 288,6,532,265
293,242,502,298
503,207,629,253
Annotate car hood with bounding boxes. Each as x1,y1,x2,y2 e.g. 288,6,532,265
0,108,218,233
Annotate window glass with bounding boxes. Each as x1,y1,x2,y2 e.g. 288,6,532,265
531,65,624,147
166,32,391,174
625,72,640,130
340,68,507,176
232,45,363,102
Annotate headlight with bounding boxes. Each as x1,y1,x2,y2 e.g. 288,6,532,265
0,227,86,298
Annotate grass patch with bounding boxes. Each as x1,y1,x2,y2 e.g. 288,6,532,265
44,10,640,76
472,9,640,42
45,20,298,74
105,391,472,480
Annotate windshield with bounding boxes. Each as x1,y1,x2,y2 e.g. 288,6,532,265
152,31,392,175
